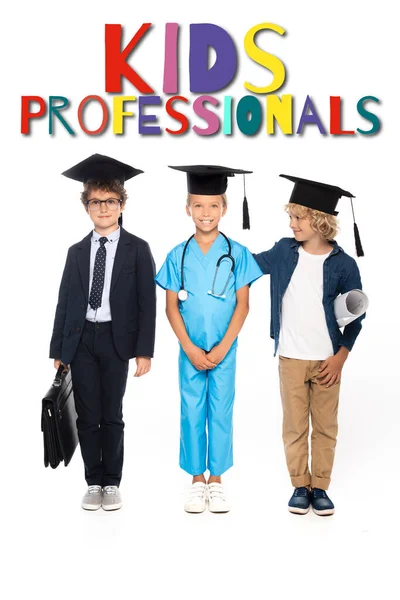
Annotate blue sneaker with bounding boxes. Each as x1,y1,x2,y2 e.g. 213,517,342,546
311,488,335,516
288,487,311,514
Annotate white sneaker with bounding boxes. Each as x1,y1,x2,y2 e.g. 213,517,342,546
81,485,102,510
102,486,122,511
184,482,207,513
207,482,231,513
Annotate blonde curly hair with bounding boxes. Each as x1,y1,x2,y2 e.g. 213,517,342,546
285,203,339,240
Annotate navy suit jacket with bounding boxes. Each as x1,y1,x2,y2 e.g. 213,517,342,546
50,227,156,365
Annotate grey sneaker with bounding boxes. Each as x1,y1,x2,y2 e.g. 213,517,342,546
102,486,122,511
81,485,102,510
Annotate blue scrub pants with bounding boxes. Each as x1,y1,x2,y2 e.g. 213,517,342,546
178,345,237,476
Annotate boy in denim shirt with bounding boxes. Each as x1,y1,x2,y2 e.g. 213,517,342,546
254,175,365,516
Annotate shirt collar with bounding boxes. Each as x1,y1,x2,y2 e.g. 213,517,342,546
290,237,342,255
92,227,121,244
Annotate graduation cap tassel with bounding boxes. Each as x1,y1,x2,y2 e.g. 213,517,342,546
353,222,364,257
243,197,250,230
242,174,250,230
350,198,364,257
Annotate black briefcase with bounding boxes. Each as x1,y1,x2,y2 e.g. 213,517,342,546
41,365,79,468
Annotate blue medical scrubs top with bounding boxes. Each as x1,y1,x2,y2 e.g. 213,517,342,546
155,233,263,351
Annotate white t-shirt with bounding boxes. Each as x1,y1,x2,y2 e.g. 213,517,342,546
278,245,334,360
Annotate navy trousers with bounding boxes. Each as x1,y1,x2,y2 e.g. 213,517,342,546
71,320,129,486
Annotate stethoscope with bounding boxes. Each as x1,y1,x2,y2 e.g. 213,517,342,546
178,232,235,301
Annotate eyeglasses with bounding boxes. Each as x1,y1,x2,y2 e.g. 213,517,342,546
87,198,121,211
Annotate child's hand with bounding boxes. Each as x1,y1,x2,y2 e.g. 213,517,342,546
317,354,346,387
54,359,68,370
206,343,229,366
134,357,151,377
185,345,216,371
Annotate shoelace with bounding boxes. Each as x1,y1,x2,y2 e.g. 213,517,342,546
312,488,327,499
294,487,309,498
103,486,118,495
87,485,102,494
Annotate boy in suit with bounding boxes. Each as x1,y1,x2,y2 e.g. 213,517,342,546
253,175,365,516
50,154,156,511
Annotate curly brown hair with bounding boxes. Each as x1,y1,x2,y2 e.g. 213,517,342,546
285,203,339,240
80,180,128,207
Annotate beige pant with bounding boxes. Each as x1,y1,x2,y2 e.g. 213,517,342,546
278,356,340,490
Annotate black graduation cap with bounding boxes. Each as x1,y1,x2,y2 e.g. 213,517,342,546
62,153,143,185
280,174,364,257
169,165,253,229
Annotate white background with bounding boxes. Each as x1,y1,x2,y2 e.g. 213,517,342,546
2,1,399,598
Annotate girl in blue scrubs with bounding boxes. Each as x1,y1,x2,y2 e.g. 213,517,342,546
155,165,262,513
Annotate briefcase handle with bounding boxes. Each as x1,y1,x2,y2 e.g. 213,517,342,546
53,364,69,388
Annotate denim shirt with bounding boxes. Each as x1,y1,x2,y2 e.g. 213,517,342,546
253,237,365,356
